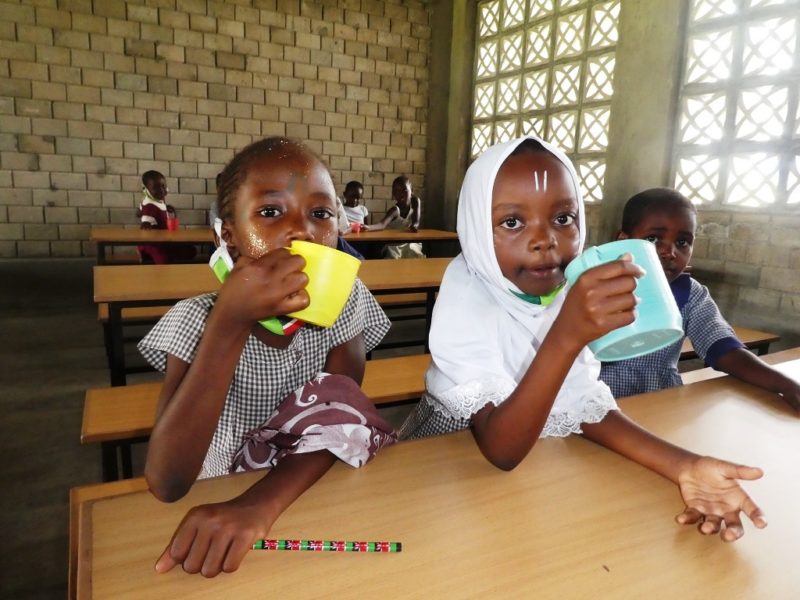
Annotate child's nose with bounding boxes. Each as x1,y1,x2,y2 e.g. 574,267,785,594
528,226,555,251
284,217,314,242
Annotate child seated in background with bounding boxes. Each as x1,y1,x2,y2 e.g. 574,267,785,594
401,136,767,543
366,175,425,258
138,138,394,577
136,170,195,264
342,180,369,229
599,188,800,412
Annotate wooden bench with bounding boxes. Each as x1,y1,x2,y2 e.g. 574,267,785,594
83,353,431,481
69,477,149,600
679,326,779,360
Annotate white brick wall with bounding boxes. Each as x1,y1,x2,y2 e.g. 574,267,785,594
0,0,431,257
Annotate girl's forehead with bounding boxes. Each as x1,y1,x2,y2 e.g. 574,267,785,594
493,152,577,202
246,152,333,186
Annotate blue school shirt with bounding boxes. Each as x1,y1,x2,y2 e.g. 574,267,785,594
599,273,744,398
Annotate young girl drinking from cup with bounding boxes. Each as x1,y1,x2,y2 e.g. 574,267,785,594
138,137,394,577
400,136,766,542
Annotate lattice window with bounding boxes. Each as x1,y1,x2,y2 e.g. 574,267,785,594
472,0,620,203
672,0,800,208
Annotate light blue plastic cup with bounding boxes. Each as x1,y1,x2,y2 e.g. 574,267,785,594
564,239,683,361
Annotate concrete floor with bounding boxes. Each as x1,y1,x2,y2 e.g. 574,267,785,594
0,257,418,599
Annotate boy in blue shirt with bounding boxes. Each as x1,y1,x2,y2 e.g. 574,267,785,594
599,187,800,412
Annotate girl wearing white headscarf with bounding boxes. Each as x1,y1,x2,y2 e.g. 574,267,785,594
400,136,767,542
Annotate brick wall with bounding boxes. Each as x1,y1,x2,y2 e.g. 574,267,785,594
0,0,431,257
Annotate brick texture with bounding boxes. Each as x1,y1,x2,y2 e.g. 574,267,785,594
0,0,431,257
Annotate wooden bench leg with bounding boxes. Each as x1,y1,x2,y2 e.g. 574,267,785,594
109,304,127,387
120,442,134,480
101,442,119,482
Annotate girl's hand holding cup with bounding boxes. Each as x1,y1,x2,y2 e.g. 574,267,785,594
557,255,644,352
216,249,310,328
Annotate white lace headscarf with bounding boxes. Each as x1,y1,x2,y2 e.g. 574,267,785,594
425,135,617,436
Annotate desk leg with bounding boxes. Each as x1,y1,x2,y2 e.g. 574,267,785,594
756,344,770,356
109,304,126,387
101,442,119,481
97,242,107,265
424,291,435,354
120,442,133,479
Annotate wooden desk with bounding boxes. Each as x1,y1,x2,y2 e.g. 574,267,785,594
94,258,451,385
342,228,458,254
681,346,800,385
680,326,780,360
76,354,800,599
90,227,215,265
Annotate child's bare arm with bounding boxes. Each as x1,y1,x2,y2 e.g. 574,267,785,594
154,450,336,578
145,250,310,501
471,258,642,470
409,196,421,232
153,334,367,577
581,411,766,542
716,348,800,413
364,206,398,231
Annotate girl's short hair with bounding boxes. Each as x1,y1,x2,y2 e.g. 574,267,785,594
216,137,323,221
344,180,363,194
621,188,697,234
392,175,410,189
142,170,163,186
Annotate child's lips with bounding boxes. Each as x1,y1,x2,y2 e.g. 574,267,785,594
523,264,560,278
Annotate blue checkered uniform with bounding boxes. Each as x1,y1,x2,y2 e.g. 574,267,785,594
599,274,744,398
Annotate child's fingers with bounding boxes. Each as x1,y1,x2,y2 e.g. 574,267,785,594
155,521,198,573
721,511,745,542
720,462,763,481
675,506,704,525
741,495,767,529
201,536,234,578
698,514,722,535
182,528,213,574
222,536,253,573
154,546,179,574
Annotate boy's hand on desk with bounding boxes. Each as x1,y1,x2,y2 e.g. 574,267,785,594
559,256,644,349
675,456,767,542
155,500,273,577
217,249,310,325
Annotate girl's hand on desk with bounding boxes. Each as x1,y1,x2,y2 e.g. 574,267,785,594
217,249,310,326
675,456,767,542
155,499,273,577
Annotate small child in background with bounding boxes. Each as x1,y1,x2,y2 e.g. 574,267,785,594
138,137,394,577
401,135,767,542
136,170,195,264
342,180,369,229
599,188,800,411
366,175,425,258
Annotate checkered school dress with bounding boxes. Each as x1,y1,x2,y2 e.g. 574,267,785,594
600,274,745,398
138,279,391,479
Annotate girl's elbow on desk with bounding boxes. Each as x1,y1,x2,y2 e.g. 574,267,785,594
146,465,195,503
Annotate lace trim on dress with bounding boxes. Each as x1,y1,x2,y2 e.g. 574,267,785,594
540,389,618,438
432,377,517,420
429,378,618,436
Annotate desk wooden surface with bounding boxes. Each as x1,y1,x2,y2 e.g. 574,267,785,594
342,228,458,243
90,226,215,244
93,257,452,303
77,355,800,599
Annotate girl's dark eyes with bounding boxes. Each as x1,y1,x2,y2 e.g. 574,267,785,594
554,213,576,226
258,207,282,218
676,239,692,248
645,235,659,243
312,208,334,219
499,217,522,230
